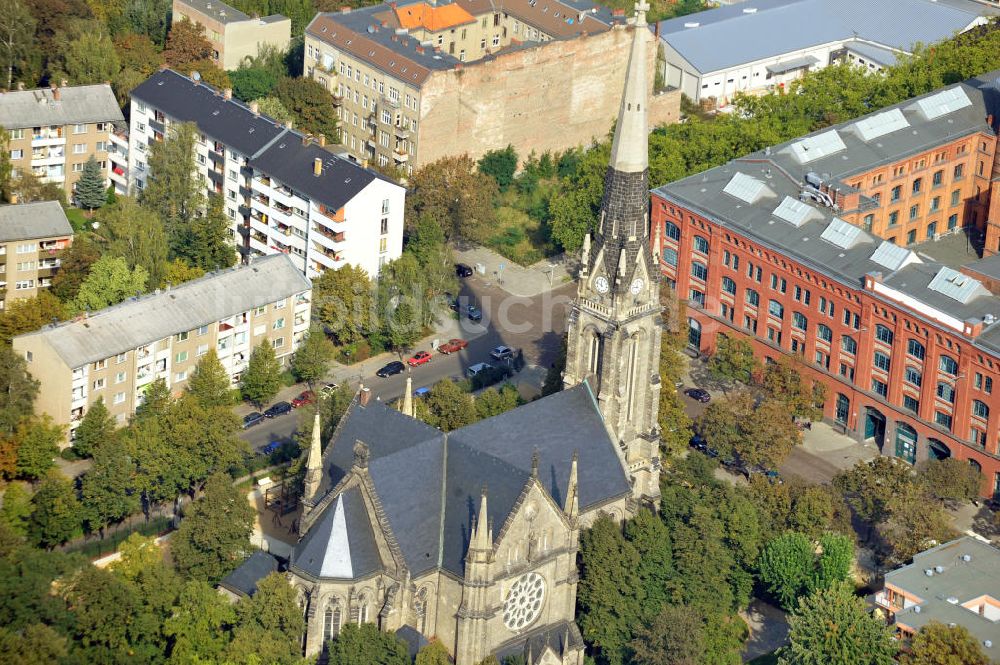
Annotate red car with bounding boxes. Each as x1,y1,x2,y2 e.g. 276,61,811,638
291,390,315,408
407,351,432,367
437,338,469,355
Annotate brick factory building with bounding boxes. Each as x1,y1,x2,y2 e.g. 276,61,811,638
653,70,1000,495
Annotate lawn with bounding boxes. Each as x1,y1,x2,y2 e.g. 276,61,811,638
65,206,89,232
486,182,559,266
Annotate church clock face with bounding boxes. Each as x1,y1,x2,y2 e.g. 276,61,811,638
502,572,546,631
630,278,645,295
594,275,610,294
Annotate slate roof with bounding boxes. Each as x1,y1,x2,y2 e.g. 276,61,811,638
494,620,584,663
653,70,1000,355
15,253,311,369
0,84,123,130
295,383,631,578
658,0,982,74
292,487,382,579
219,551,280,597
0,201,72,242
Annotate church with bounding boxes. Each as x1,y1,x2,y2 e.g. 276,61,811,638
286,3,663,662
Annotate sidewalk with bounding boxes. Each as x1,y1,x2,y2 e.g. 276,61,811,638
452,243,575,298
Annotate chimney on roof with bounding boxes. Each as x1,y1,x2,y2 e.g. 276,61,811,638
223,88,232,100
284,119,293,129
313,157,322,176
318,133,326,147
302,133,311,146
249,100,259,115
359,387,372,406
50,85,59,101
340,5,352,12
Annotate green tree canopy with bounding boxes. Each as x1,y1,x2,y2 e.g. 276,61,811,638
917,457,983,505
70,397,116,459
291,325,334,388
179,192,236,271
171,473,254,582
93,196,169,288
0,291,68,344
252,95,294,122
80,436,139,535
415,638,452,665
275,76,340,140
327,621,410,665
421,379,476,432
139,122,205,257
478,145,518,191
708,336,759,386
901,621,990,665
72,255,149,312
312,262,374,346
60,31,121,85
229,66,278,101
406,155,498,242
75,155,108,210
757,532,815,609
186,349,236,409
629,604,705,665
29,472,81,549
14,417,62,480
240,341,283,409
226,572,305,665
164,579,237,663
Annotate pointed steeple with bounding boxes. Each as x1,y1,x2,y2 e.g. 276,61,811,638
303,411,323,503
564,450,579,521
609,1,650,174
472,486,492,552
401,375,413,417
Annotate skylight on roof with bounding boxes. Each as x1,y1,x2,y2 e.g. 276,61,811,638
722,172,772,204
914,87,972,121
927,266,986,304
772,196,819,227
869,241,914,271
820,217,863,249
788,130,846,164
852,108,910,142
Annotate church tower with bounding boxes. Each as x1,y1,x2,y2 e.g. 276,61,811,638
564,1,662,506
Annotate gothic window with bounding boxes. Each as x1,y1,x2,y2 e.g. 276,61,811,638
587,332,602,376
502,572,546,632
323,603,342,641
414,587,428,635
357,592,371,624
625,336,638,421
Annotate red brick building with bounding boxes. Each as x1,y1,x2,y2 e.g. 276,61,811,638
652,71,1000,495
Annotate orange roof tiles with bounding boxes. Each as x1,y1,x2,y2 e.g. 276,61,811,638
394,2,476,31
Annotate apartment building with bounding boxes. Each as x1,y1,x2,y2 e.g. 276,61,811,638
653,71,1000,495
0,83,124,200
0,201,72,310
172,0,292,70
13,253,311,440
875,536,1000,651
304,0,680,172
128,69,405,279
107,123,130,195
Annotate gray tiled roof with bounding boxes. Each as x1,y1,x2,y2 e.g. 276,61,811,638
15,253,311,369
176,0,252,23
218,550,280,597
0,84,123,130
292,486,382,579
0,201,72,242
658,0,982,75
653,70,1000,355
297,383,631,578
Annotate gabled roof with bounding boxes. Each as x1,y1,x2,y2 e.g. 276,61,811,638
292,486,382,579
0,201,72,242
296,383,630,578
218,551,280,597
0,83,123,130
395,2,476,31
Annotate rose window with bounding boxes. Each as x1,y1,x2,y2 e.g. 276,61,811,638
502,572,545,631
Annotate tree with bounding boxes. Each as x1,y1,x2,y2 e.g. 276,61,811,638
422,379,476,432
758,532,815,610
124,0,172,47
240,341,283,409
139,122,205,256
810,532,854,593
696,391,799,469
227,572,305,665
292,325,334,388
93,197,169,288
474,383,522,421
158,395,246,495
29,472,81,549
415,639,452,665
0,291,68,343
312,263,373,346
14,417,62,480
326,621,410,665
0,481,32,537
71,397,115,459
133,377,171,424
230,67,278,101
879,486,954,565
478,145,518,191
0,345,37,440
114,33,160,76
76,155,108,211
72,255,148,312
708,336,759,386
80,436,139,536
51,233,101,302
164,258,205,285
109,533,163,582
901,621,990,665
163,18,213,68
624,508,674,622
406,155,498,242
629,604,705,665
9,172,65,205
0,622,67,664
917,458,982,505
0,0,35,90
175,192,236,272
253,95,294,122
187,350,236,409
274,76,340,141
61,31,120,85
164,579,237,663
758,355,825,420
779,583,895,665
548,189,594,254
171,473,254,582
833,457,915,527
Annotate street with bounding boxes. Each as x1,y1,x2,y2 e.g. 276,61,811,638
240,275,575,451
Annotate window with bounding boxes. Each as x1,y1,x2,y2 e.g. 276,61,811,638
73,143,86,154
835,394,850,424
691,261,708,281
197,344,209,357
94,359,107,370
912,178,921,194
909,204,919,220
273,299,285,309
745,288,759,307
9,129,22,139
71,163,84,173
932,170,943,186
175,370,187,382
721,276,736,295
973,399,990,419
841,336,857,355
688,289,705,308
770,275,787,293
873,351,891,372
891,185,901,202
693,236,709,254
93,378,105,390
664,222,680,241
888,211,899,226
175,351,188,363
875,324,893,345
663,248,678,266
380,218,388,235
16,243,36,253
113,392,126,405
73,124,87,134
907,339,925,359
817,324,832,342
948,214,958,230
116,353,127,364
954,163,964,179
930,197,940,212
766,298,784,320
792,312,807,331
935,411,952,429
902,394,920,413
926,222,937,239
272,337,284,349
936,381,955,403
273,318,285,330
905,366,922,387
939,355,958,375
176,331,189,342
9,149,21,159
115,371,126,384
871,379,888,397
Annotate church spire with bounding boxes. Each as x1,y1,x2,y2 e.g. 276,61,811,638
564,450,579,521
471,486,492,552
608,0,650,174
401,375,413,418
303,411,323,503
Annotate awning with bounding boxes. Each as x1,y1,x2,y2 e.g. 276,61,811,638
766,56,819,75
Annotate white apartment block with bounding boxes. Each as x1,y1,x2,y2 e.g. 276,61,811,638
127,68,404,279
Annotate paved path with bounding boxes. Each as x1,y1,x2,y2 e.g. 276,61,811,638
452,243,576,298
741,600,789,662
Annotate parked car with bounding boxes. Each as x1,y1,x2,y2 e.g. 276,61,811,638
685,387,712,403
466,362,494,378
455,263,474,277
264,401,292,418
689,434,708,452
376,361,405,377
407,351,432,367
462,304,483,322
243,412,265,429
261,441,282,455
490,345,514,361
438,338,469,354
320,382,339,396
291,390,315,408
413,386,431,398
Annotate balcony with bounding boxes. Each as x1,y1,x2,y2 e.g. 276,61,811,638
40,239,68,252
382,95,400,110
314,224,345,243
318,205,345,223
149,119,165,134
394,124,411,138
393,149,409,163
